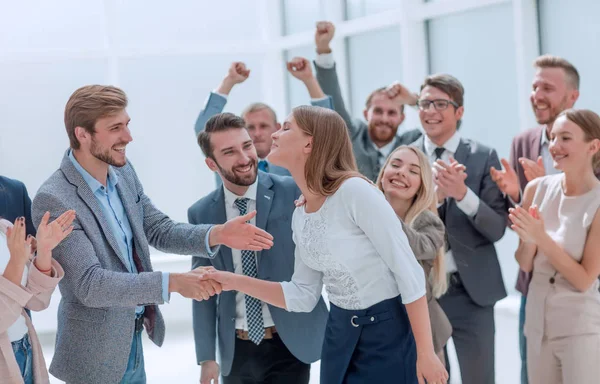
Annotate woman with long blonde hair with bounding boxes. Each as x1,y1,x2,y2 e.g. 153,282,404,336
376,145,451,359
203,106,448,383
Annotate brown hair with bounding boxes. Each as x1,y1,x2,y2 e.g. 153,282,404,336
64,85,128,149
560,109,600,169
420,74,464,107
365,87,405,113
376,146,447,297
197,113,246,160
241,102,278,124
534,55,580,90
292,105,368,196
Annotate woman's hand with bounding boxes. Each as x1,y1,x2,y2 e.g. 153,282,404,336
509,205,546,245
417,350,448,384
6,217,33,266
199,270,239,292
36,210,76,255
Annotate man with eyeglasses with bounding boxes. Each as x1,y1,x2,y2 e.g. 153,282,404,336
407,74,508,384
313,21,422,181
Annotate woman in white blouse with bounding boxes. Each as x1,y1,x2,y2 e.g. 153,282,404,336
204,106,448,384
1,210,74,383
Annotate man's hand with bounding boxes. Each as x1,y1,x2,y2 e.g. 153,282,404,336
287,57,314,82
209,211,274,251
490,158,521,202
216,62,250,95
385,81,418,107
434,158,468,201
315,21,335,54
200,361,220,384
169,267,222,301
520,156,545,182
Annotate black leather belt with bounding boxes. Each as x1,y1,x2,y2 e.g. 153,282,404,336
135,315,144,333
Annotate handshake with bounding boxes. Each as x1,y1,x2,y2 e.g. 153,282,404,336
169,266,227,301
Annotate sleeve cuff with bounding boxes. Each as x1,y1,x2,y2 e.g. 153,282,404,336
507,189,523,207
311,95,333,110
455,188,480,218
205,227,220,257
315,53,335,69
211,90,229,100
162,272,170,303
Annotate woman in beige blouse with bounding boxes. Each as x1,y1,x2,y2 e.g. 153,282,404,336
0,210,74,384
510,109,600,384
376,145,452,359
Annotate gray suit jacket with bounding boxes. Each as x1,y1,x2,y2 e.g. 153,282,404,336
194,92,336,186
411,136,508,307
188,172,328,376
314,62,422,181
31,151,214,384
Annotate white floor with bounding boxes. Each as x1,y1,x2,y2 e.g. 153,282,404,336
41,297,521,384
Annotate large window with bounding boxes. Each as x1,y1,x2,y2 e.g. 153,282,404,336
427,3,520,295
538,0,600,110
346,26,403,118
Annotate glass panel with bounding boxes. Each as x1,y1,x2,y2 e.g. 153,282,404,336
345,0,400,20
538,0,600,110
346,26,402,117
281,0,324,35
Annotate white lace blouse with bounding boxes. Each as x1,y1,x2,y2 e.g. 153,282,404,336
280,177,426,312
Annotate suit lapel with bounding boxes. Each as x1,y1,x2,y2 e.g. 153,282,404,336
255,173,274,266
116,174,149,270
412,135,426,153
212,188,234,272
530,126,543,160
60,153,130,269
453,138,470,167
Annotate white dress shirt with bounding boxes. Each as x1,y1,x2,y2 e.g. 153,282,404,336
280,178,426,312
222,182,275,331
424,131,480,273
0,220,29,342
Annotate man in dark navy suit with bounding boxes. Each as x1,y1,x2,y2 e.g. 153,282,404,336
0,176,35,236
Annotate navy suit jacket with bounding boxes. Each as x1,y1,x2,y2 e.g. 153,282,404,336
188,172,328,376
0,176,35,235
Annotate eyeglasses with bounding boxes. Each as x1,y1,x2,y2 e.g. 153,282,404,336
417,99,459,111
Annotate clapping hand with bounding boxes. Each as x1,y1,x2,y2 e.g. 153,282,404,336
6,217,33,266
490,158,521,202
433,158,468,201
509,205,546,245
520,156,545,182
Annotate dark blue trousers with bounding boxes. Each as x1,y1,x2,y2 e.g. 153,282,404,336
320,296,417,384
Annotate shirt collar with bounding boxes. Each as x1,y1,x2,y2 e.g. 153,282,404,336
223,178,259,209
424,130,461,157
68,149,119,193
372,139,397,159
540,127,550,146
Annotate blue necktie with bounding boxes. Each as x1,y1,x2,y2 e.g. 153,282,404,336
234,198,265,344
258,160,269,173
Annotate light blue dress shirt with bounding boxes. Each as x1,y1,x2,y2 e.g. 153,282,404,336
68,151,169,313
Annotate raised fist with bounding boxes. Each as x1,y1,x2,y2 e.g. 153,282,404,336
226,62,250,84
287,57,314,82
315,21,335,54
385,81,418,107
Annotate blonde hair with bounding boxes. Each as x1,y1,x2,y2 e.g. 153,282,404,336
64,85,128,149
376,145,447,298
291,105,368,196
534,55,580,90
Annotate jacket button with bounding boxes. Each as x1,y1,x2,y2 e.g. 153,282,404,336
549,277,555,284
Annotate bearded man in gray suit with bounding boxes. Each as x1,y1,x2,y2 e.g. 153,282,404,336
32,85,274,384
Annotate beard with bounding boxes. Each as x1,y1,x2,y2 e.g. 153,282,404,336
217,159,258,186
534,96,570,125
368,121,398,145
90,136,127,167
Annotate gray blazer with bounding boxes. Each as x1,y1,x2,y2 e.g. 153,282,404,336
194,92,336,185
188,172,328,376
314,62,422,181
401,210,452,353
411,136,508,307
31,151,214,384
